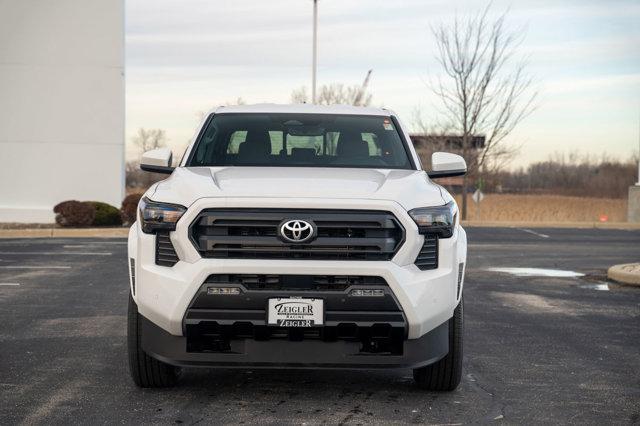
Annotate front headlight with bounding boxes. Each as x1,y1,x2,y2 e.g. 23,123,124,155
138,197,187,234
408,201,457,238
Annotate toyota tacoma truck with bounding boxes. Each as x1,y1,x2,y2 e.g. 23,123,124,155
128,104,467,390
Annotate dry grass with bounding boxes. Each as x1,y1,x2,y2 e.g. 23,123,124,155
455,194,628,222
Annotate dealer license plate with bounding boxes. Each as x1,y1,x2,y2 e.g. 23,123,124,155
267,298,324,327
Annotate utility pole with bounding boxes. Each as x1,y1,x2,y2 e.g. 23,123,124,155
637,105,640,185
311,0,318,104
629,105,640,222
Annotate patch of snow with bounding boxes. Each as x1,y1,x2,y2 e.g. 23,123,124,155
486,267,584,277
579,283,610,291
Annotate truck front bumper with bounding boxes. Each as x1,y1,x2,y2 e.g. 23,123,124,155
128,197,467,341
140,313,449,369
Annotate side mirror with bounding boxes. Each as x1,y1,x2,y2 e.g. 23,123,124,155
140,148,175,174
428,152,467,178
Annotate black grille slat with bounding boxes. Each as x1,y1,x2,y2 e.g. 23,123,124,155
204,245,385,257
199,236,397,248
155,232,179,266
190,209,404,261
414,234,438,270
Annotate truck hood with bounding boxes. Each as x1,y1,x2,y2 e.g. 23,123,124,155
150,167,447,210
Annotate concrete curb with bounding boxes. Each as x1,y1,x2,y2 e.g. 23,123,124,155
0,227,129,239
607,263,640,286
462,221,640,230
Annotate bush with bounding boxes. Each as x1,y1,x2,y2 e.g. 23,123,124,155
86,201,122,226
53,201,95,227
121,193,143,225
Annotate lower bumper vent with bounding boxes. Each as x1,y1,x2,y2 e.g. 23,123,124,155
414,234,438,270
184,274,407,354
129,258,136,294
457,262,465,298
155,232,179,266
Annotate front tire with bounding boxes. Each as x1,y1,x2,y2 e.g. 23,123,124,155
127,294,180,387
413,298,463,391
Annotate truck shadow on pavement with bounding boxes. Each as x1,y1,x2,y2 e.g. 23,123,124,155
124,366,500,424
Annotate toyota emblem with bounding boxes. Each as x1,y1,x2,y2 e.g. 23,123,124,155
279,219,315,243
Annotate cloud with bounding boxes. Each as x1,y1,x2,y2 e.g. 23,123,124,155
125,0,640,165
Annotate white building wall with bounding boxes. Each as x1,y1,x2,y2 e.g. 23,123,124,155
0,0,124,223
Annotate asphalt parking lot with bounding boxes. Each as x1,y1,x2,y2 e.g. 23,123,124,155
1,227,639,424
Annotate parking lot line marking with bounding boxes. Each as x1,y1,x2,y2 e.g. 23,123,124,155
63,242,126,247
519,228,550,238
81,241,127,245
0,251,112,256
0,283,20,286
0,266,71,269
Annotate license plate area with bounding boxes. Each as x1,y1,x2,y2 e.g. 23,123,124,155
267,298,324,327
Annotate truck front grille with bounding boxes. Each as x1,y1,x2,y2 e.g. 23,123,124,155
189,209,404,261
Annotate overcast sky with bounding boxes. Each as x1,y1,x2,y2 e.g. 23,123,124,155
126,0,640,167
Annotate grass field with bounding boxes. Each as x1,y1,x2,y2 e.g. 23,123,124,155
454,194,628,222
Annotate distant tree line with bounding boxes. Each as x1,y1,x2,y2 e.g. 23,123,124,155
481,154,637,199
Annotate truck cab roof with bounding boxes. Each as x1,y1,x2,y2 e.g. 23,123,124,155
212,103,396,117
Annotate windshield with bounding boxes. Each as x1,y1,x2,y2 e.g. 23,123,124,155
186,113,414,169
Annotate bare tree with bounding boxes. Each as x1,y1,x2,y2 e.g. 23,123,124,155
132,128,168,155
290,86,309,104
291,83,373,106
195,97,247,122
127,128,169,190
429,6,537,219
412,109,457,169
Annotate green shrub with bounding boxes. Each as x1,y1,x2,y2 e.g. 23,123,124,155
121,193,143,225
86,201,122,226
53,201,95,227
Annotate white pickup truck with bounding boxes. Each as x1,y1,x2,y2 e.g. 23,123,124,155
127,104,467,390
